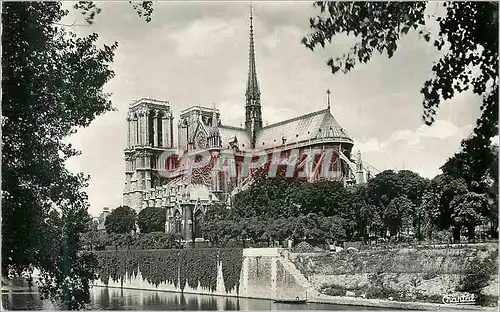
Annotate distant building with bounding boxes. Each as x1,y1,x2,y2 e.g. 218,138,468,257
122,8,374,242
96,207,111,232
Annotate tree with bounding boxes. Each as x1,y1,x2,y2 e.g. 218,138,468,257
201,202,232,246
384,196,415,237
303,2,498,149
366,170,404,208
347,185,372,241
81,217,101,251
137,207,166,234
419,190,441,240
1,1,119,309
322,215,347,243
104,206,137,234
245,216,267,243
2,1,155,308
270,217,295,243
427,175,469,241
450,192,490,239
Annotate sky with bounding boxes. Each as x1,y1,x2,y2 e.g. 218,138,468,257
62,2,485,217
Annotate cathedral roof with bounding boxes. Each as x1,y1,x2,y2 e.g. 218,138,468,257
217,109,352,150
255,108,353,148
219,124,250,149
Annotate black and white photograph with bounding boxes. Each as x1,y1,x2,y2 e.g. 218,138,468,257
1,1,499,310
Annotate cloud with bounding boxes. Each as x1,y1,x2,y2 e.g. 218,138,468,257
169,18,239,58
354,120,474,175
355,138,383,153
365,119,474,150
417,119,461,139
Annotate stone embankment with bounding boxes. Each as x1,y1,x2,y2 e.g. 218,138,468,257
90,246,498,310
287,244,498,310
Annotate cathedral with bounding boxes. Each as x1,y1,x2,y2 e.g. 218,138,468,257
122,9,372,242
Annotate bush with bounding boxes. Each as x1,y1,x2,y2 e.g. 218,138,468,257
432,230,450,243
458,249,498,295
422,271,438,280
320,286,346,296
477,294,499,307
96,232,182,250
134,232,181,250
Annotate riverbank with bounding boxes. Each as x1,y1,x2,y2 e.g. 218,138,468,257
90,246,498,310
2,274,497,310
308,293,498,311
95,284,496,311
288,245,498,310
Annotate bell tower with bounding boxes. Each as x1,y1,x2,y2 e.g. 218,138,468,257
123,98,174,213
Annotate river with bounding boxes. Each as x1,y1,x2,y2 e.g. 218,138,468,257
2,286,387,310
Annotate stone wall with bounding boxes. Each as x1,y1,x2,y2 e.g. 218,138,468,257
289,246,499,306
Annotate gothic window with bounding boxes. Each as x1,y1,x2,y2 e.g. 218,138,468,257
135,115,139,144
151,155,157,169
193,210,204,239
174,210,182,234
195,131,207,149
158,113,163,147
148,112,155,146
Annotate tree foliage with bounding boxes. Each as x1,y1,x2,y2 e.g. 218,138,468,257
204,164,496,245
2,1,156,308
104,206,137,234
1,1,118,309
450,192,490,239
137,207,166,234
303,2,498,146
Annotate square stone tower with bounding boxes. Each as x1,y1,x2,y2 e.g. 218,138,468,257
123,98,174,213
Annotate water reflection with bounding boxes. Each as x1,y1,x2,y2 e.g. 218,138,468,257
2,292,43,310
2,286,388,310
92,287,385,311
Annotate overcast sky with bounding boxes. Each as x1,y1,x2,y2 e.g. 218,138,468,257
63,2,484,217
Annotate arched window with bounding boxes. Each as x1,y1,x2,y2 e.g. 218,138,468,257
174,210,182,234
193,210,204,239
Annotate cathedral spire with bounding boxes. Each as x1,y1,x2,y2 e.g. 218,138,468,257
326,89,331,111
245,4,263,148
246,4,260,100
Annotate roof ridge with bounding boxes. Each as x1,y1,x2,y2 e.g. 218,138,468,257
180,105,217,113
262,108,329,129
219,124,246,131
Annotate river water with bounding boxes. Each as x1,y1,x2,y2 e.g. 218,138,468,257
2,286,387,310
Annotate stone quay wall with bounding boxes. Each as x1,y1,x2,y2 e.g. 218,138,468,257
93,248,310,301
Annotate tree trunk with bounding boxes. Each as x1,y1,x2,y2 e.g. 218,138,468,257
490,221,499,239
363,225,368,242
467,223,475,241
453,227,460,242
416,217,422,241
